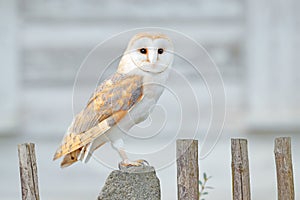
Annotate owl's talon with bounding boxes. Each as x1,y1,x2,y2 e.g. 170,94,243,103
118,159,149,170
136,159,149,166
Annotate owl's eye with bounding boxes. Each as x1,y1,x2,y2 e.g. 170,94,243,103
158,48,164,54
139,48,147,54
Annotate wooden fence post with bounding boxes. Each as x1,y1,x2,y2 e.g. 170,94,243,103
176,139,199,200
231,139,251,200
274,137,294,200
18,143,40,200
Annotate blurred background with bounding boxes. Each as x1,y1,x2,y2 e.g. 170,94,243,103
1,0,299,199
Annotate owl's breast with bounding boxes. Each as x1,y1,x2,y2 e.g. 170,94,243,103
128,83,164,125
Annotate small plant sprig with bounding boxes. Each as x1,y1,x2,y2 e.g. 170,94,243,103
199,172,213,200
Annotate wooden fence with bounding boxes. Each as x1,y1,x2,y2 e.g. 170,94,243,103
176,137,295,200
18,137,295,200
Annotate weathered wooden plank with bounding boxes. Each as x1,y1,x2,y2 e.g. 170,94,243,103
274,137,294,200
231,139,251,200
18,143,40,200
176,139,199,200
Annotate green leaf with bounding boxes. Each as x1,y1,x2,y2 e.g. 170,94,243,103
202,192,208,195
203,172,207,181
205,186,214,190
199,180,203,185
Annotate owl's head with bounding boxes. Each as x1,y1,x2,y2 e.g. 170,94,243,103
122,32,174,74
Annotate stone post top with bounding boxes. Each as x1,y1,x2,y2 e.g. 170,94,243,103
98,165,161,200
118,165,156,173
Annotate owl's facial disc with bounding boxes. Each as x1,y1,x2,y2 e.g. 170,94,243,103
128,34,174,73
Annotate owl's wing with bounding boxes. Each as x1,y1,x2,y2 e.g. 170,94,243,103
53,73,143,160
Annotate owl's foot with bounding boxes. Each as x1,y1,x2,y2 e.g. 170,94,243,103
118,159,149,170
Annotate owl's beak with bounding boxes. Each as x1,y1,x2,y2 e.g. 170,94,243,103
148,49,158,64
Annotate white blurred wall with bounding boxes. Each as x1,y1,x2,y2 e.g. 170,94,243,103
16,0,245,137
0,0,19,135
0,0,299,136
246,0,300,131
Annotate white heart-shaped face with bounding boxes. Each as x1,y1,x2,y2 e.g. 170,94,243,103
126,33,174,74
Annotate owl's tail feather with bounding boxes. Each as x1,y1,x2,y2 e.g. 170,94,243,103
59,138,107,168
60,147,83,168
82,140,106,163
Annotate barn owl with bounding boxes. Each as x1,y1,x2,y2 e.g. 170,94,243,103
53,32,174,168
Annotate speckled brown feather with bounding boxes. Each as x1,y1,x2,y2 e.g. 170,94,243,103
53,73,143,161
60,148,82,168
